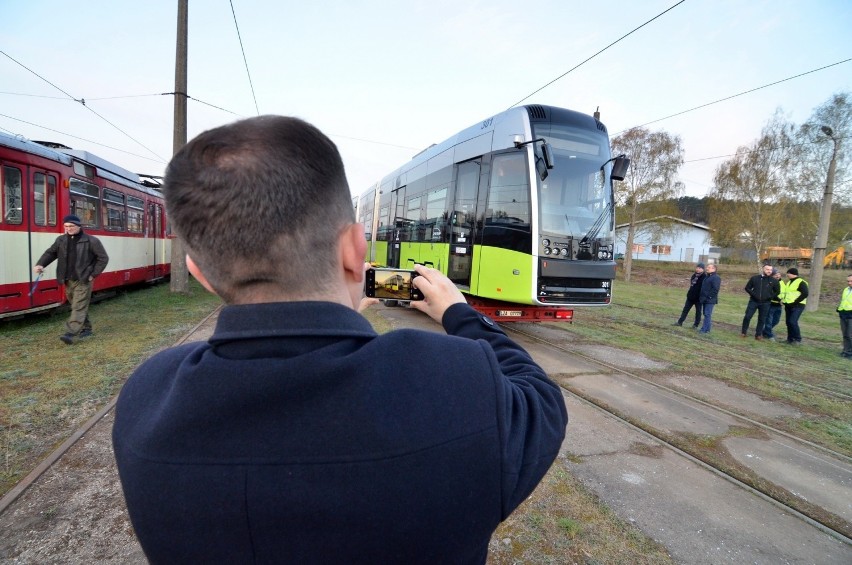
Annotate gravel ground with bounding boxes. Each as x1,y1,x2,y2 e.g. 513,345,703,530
0,314,219,563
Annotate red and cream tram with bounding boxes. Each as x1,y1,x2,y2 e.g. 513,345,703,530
0,132,171,319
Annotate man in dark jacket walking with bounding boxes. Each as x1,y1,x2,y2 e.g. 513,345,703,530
34,214,109,344
741,264,780,341
698,263,721,334
673,262,705,328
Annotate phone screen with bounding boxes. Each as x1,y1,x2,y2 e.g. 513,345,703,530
365,268,423,301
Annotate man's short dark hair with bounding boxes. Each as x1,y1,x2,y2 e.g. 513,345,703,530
164,116,355,302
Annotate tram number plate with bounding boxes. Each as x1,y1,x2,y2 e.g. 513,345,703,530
496,310,523,317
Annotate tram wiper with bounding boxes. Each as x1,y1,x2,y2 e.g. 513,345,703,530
579,201,612,245
580,154,630,246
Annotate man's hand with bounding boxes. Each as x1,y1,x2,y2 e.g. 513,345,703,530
34,265,44,274
358,297,379,312
408,265,467,323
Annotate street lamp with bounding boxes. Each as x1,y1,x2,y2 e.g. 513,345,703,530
807,126,840,312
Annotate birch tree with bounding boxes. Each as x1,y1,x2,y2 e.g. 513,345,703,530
611,127,684,281
708,110,796,267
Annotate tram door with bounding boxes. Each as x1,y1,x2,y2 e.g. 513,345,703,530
148,203,165,279
28,170,59,307
387,186,405,268
448,160,481,287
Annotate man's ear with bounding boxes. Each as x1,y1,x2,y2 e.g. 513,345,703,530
186,254,218,296
339,223,368,283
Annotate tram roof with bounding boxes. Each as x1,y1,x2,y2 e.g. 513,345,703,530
0,131,73,166
371,105,604,191
1,131,164,198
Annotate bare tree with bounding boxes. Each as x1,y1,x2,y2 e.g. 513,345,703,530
611,127,684,281
709,110,796,267
797,92,851,310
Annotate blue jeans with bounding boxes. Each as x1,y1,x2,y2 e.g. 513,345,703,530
785,305,804,343
699,303,715,333
742,299,770,337
763,304,782,338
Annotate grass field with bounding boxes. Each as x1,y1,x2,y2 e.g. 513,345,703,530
1,262,848,562
0,280,221,495
576,262,851,455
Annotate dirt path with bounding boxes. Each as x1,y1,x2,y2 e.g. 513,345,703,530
0,313,217,563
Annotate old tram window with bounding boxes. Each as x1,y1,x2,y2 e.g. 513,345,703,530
69,178,100,227
2,165,23,224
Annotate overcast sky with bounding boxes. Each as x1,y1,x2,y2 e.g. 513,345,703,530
2,0,849,198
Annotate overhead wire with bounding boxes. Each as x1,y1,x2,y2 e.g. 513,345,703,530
615,58,852,136
0,112,167,165
0,50,168,163
229,0,260,116
507,0,689,109
1,8,846,177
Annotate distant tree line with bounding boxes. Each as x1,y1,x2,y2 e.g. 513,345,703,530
612,91,851,280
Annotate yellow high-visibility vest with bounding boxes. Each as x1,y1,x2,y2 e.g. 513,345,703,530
839,287,852,312
783,277,807,305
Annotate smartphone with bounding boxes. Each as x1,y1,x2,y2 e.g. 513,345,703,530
365,268,424,301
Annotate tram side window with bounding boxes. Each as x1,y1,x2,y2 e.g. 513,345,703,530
33,173,58,226
405,196,423,241
2,165,23,224
69,178,100,228
425,187,447,241
486,153,530,227
376,204,391,241
103,188,126,231
127,196,144,233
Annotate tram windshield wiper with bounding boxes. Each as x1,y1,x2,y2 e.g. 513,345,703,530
579,155,630,245
579,201,612,245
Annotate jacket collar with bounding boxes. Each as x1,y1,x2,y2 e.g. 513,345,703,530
209,301,377,344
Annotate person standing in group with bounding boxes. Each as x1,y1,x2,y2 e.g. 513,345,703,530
112,115,568,563
698,263,721,334
34,214,109,345
762,268,785,341
741,264,780,341
672,262,705,328
837,273,852,358
783,267,809,345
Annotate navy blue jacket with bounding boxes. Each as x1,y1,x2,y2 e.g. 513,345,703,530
113,302,568,564
700,272,721,304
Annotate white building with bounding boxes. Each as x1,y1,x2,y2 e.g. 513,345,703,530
615,216,717,264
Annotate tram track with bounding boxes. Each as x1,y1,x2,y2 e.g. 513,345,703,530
503,322,852,544
571,306,851,401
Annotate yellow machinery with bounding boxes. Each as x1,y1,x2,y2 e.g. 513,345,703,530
759,246,846,268
823,246,846,268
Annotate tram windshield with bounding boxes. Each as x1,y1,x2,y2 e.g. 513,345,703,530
532,125,613,240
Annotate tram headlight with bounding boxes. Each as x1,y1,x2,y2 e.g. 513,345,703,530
543,248,551,255
541,238,550,247
560,248,569,257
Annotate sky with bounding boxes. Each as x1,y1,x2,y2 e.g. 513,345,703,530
2,0,850,199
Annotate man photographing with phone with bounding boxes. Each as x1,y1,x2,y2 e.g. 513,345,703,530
112,115,568,563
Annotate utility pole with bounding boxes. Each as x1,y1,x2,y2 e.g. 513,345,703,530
807,126,840,312
170,0,190,293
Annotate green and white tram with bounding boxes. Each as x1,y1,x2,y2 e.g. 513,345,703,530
355,104,629,322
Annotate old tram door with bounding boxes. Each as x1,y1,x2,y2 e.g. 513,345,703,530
448,159,481,287
148,203,165,279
